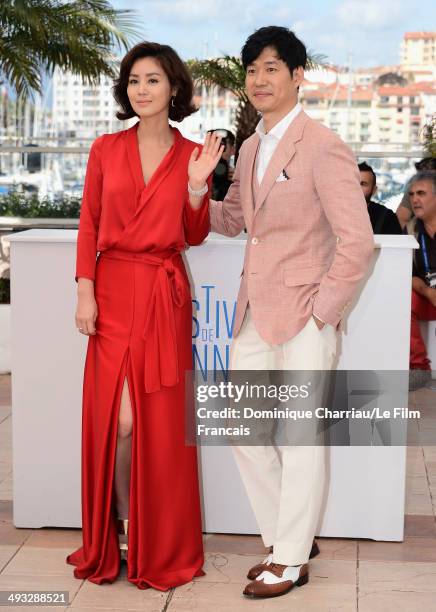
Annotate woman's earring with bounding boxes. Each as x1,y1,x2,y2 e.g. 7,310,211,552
171,96,176,107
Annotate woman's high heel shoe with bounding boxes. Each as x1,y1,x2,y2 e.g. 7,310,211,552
117,518,128,562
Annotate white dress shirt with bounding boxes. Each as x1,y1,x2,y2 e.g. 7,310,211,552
255,102,302,184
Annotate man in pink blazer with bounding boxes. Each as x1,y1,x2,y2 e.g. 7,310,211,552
210,26,374,599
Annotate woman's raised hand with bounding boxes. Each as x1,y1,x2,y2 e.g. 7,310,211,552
188,132,225,190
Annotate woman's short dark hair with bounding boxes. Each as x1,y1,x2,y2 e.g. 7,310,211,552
113,41,196,122
241,26,307,74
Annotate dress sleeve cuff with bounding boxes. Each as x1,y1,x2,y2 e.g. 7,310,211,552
75,274,95,283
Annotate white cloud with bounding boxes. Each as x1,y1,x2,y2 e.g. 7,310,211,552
145,0,242,23
336,0,406,28
130,0,305,29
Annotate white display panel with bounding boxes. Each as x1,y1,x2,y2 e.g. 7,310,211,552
8,230,417,540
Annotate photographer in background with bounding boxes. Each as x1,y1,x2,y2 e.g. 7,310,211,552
207,129,236,200
397,158,436,228
405,171,436,390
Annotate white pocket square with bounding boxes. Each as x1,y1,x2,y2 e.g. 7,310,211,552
276,170,289,182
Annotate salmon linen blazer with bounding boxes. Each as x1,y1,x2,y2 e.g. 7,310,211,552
210,110,374,345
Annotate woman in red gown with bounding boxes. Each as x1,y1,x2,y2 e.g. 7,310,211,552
66,41,223,590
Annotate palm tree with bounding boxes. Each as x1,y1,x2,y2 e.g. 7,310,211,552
0,0,140,100
188,52,329,154
422,114,436,158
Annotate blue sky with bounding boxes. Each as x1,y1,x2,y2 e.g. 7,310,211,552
112,0,435,68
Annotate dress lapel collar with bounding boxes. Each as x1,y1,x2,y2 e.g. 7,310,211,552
126,123,183,217
126,122,144,195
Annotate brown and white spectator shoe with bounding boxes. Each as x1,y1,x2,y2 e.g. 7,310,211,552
243,562,309,598
246,539,319,580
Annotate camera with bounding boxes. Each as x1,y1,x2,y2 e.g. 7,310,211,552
425,272,436,289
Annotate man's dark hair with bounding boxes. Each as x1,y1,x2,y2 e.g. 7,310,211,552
415,157,436,171
113,41,196,122
358,162,377,188
241,26,307,74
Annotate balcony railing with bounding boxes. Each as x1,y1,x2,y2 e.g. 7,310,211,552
0,142,425,218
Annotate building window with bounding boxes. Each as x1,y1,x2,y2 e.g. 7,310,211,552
397,96,403,104
380,96,389,104
397,107,403,113
411,106,419,115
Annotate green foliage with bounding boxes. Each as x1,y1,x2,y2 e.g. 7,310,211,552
0,0,141,99
188,56,249,102
0,192,81,218
422,115,436,158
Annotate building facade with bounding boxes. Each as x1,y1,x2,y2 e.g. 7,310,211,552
401,32,436,72
52,66,125,140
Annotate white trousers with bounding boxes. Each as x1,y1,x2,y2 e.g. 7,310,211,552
230,308,338,566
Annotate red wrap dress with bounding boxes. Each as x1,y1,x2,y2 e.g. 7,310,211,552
66,123,209,590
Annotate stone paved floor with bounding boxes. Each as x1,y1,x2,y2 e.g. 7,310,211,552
1,374,436,611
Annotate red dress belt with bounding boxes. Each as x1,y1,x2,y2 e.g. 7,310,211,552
99,248,188,394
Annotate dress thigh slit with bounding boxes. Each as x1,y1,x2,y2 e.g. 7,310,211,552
67,343,135,584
